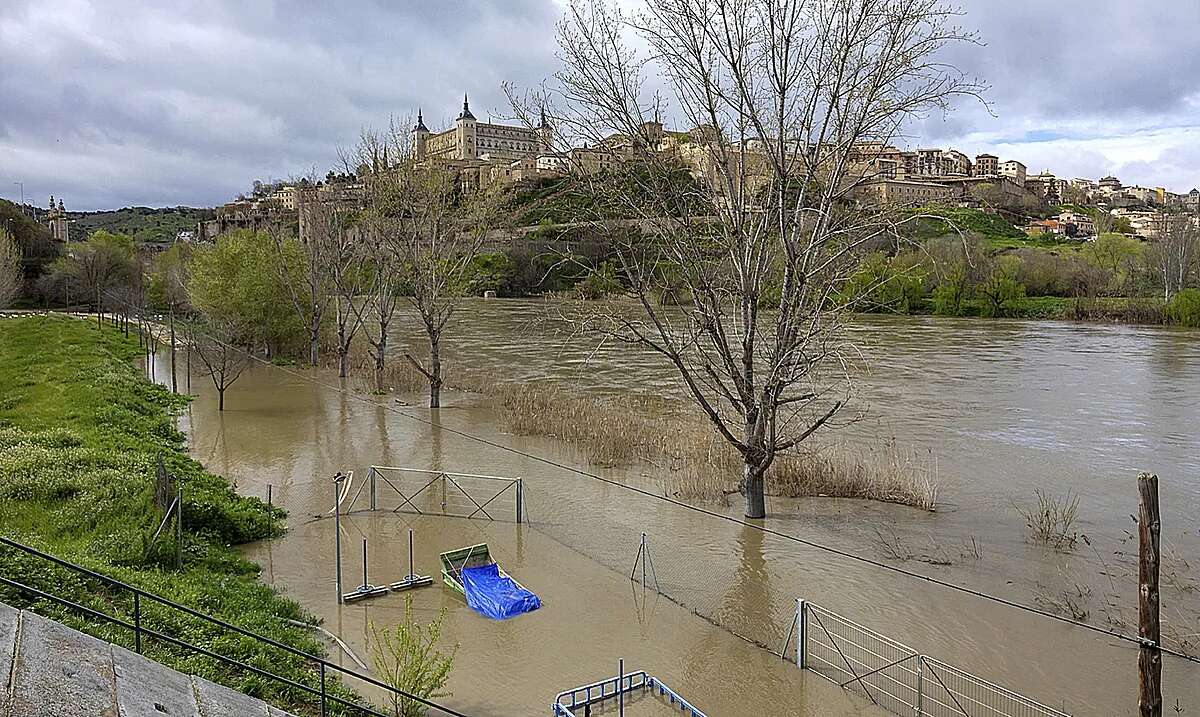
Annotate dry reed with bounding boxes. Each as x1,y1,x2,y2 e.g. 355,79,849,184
323,346,939,510
475,377,939,511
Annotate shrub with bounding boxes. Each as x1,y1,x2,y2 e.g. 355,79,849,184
369,597,458,717
576,261,622,300
1167,288,1200,328
1015,489,1080,551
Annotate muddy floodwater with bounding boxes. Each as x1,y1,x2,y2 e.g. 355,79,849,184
152,300,1200,716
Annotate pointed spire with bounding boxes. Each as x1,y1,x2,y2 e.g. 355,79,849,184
413,107,428,132
457,94,475,121
539,104,549,129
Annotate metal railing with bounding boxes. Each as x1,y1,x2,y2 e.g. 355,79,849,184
364,466,524,523
553,667,707,717
0,536,475,717
789,599,1070,717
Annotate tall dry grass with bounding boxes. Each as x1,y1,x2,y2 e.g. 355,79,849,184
475,378,939,511
325,345,938,511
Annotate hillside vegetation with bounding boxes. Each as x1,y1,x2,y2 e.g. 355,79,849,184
68,206,214,244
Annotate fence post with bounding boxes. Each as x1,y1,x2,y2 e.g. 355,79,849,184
134,592,142,654
915,657,924,717
175,486,183,569
1138,472,1161,717
515,478,523,524
797,599,806,668
640,533,647,589
319,661,327,717
369,468,377,511
441,473,447,512
334,474,344,604
618,657,624,717
267,484,273,514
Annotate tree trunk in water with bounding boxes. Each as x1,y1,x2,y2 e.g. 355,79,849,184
218,387,225,411
743,460,766,519
375,332,387,393
169,310,177,394
429,337,441,408
309,329,320,367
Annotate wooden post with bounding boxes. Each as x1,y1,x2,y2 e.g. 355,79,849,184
1138,472,1161,717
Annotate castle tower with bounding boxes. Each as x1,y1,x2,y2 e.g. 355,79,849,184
48,196,69,242
413,108,429,162
455,94,477,160
538,105,553,153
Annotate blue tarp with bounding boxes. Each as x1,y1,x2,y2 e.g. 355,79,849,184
461,563,541,620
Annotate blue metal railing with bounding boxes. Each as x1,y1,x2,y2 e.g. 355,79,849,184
553,668,707,717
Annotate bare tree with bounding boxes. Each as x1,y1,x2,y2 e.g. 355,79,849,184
192,318,253,411
524,0,982,517
302,193,369,378
275,178,334,367
0,227,21,309
390,142,493,408
1151,214,1200,301
342,127,409,392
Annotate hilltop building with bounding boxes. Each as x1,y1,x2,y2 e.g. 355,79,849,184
414,95,553,163
47,196,69,242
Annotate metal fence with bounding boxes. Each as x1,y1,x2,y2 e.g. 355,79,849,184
792,599,1070,717
360,466,524,523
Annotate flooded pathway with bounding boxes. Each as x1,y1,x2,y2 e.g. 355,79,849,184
151,302,1200,716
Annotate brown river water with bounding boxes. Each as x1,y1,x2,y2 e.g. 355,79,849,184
148,299,1200,716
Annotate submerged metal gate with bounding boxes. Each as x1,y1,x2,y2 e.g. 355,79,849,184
787,600,1070,717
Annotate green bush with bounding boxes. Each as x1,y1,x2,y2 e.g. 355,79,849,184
1167,288,1200,327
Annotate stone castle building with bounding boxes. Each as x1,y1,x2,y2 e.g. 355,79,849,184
414,95,552,163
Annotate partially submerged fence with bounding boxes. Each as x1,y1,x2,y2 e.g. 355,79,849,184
362,466,524,523
553,666,707,717
329,466,524,523
787,599,1070,717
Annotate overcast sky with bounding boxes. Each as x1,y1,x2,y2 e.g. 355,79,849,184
2,0,1198,211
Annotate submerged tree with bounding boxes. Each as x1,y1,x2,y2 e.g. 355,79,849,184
342,127,409,393
191,317,253,411
357,123,495,408
524,0,983,517
187,229,302,356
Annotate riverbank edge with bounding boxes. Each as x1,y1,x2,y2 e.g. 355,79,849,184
0,315,353,713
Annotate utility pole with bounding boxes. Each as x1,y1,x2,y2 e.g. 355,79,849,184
11,182,23,211
1138,472,1161,717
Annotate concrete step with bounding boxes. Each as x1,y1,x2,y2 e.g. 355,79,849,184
0,601,299,717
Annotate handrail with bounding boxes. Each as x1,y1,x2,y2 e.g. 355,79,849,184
0,536,478,717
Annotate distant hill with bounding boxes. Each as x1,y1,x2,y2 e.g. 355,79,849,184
63,206,215,244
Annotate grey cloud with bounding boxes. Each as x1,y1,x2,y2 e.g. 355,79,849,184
2,0,1197,209
0,0,560,210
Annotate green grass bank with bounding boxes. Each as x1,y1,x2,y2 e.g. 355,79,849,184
0,315,342,713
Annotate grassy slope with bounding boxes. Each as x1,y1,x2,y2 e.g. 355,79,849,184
0,316,342,712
